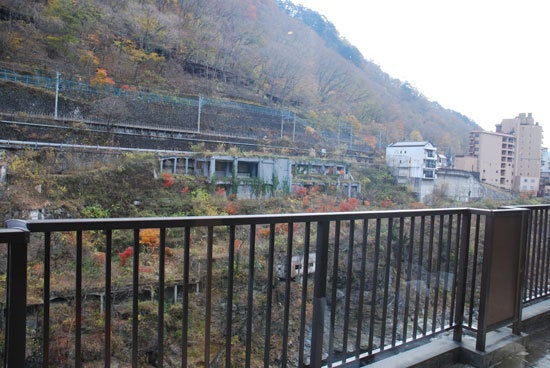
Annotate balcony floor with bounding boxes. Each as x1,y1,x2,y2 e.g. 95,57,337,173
447,322,550,367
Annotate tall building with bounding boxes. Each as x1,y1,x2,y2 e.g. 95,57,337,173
455,113,543,194
496,113,543,192
455,131,515,190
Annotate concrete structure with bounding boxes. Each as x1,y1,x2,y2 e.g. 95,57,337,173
160,155,361,199
386,141,437,201
455,131,515,191
455,113,543,194
435,169,513,203
497,113,543,193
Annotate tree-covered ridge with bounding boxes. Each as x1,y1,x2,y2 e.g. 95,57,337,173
0,0,478,153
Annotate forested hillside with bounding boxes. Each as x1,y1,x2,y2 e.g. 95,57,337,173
0,0,478,153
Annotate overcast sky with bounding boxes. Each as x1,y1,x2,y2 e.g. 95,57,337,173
293,0,549,147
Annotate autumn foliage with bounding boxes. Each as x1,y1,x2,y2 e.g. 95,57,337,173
118,246,133,266
162,172,174,188
90,67,115,86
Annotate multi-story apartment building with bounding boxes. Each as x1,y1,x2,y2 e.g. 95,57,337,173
455,131,515,190
386,141,437,200
455,113,543,194
496,113,542,193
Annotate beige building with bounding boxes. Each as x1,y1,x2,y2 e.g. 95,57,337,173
496,113,542,193
455,113,543,194
455,131,515,190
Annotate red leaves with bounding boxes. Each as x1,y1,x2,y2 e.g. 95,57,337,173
162,172,174,188
118,246,133,266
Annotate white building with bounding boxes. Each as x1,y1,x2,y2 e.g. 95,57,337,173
386,141,437,201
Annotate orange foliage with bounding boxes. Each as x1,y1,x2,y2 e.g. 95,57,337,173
225,201,239,215
120,84,137,91
90,67,115,86
294,186,307,197
93,252,106,264
162,173,174,188
216,186,226,197
181,186,189,195
339,197,359,212
139,265,153,273
258,227,271,238
140,228,160,250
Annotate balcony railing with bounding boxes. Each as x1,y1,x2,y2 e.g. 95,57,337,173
0,205,545,367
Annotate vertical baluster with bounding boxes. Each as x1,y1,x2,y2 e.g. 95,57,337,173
263,223,276,368
441,214,453,330
342,220,355,353
368,219,381,354
282,222,293,368
328,221,341,366
413,216,425,339
431,215,444,334
310,221,330,367
76,230,83,367
298,222,311,367
403,217,415,342
157,228,166,367
182,227,190,367
391,217,404,347
355,219,369,357
423,215,435,335
132,229,140,368
449,214,462,326
380,218,393,350
43,232,51,367
104,230,112,368
204,226,213,366
245,224,256,367
225,226,235,368
468,215,481,328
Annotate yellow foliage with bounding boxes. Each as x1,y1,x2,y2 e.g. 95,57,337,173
140,228,160,250
90,67,115,86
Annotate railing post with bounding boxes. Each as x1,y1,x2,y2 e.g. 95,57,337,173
453,210,471,342
3,221,30,368
310,221,330,367
475,209,528,351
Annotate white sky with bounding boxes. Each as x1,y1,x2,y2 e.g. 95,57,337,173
293,0,550,147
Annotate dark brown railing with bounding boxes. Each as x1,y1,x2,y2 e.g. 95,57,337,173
520,205,550,303
0,206,541,367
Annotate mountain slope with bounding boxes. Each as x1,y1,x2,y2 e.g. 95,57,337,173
0,0,478,153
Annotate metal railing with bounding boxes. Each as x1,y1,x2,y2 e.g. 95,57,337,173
0,206,538,367
519,205,550,303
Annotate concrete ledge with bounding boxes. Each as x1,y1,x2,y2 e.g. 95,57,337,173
360,299,550,367
365,335,460,368
459,328,526,367
521,298,550,333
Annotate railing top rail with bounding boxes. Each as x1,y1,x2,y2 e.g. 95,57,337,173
8,208,473,232
502,204,550,210
0,228,29,243
470,207,531,216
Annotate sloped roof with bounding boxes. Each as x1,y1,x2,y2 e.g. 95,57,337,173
387,141,434,148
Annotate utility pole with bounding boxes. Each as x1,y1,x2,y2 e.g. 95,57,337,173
292,112,296,142
197,95,203,133
280,111,284,138
54,71,60,119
